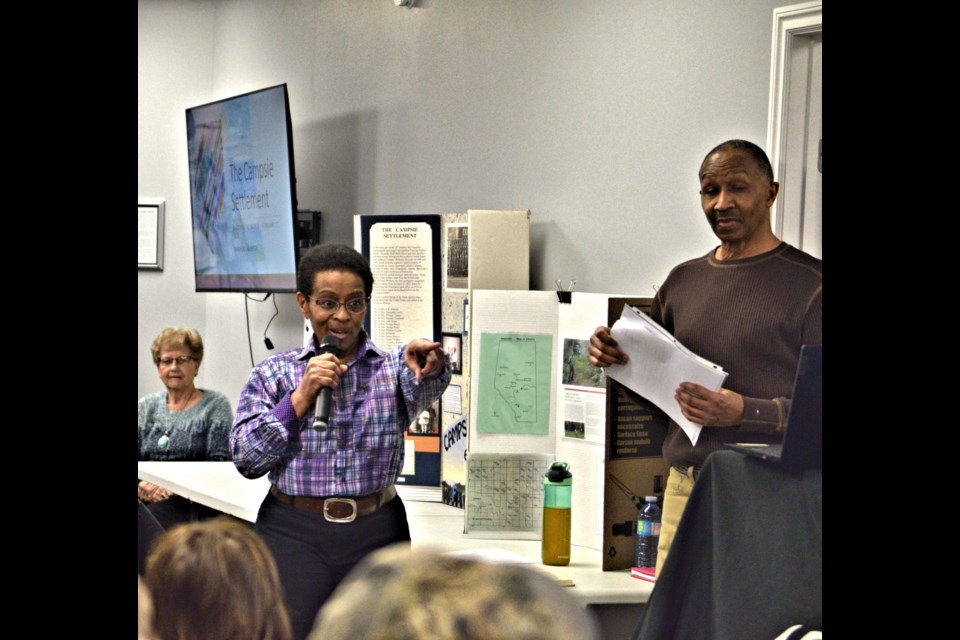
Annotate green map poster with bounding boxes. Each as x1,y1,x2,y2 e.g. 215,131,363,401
477,332,553,434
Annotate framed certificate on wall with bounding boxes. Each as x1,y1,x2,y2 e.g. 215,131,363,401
138,198,165,270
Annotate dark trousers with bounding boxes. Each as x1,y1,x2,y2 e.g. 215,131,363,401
256,491,411,640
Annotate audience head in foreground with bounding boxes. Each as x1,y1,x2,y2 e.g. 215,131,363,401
144,518,291,640
310,545,599,640
138,575,155,640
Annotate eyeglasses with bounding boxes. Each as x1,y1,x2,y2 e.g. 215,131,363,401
310,297,369,314
158,356,197,368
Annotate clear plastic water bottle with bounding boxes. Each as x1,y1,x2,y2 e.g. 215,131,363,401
541,461,572,566
635,496,661,568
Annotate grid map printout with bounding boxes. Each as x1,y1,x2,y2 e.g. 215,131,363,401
466,453,554,533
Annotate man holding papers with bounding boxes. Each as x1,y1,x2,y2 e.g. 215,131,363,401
589,140,822,575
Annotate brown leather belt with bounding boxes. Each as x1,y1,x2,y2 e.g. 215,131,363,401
270,485,397,523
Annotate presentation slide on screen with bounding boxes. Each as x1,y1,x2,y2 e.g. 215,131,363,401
187,87,296,291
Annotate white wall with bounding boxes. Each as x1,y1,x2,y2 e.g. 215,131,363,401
138,0,792,407
139,0,217,398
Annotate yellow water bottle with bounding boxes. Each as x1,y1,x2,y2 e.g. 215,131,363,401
541,461,572,566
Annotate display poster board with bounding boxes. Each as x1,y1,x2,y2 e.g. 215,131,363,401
439,211,531,509
467,291,615,551
462,290,669,559
356,215,442,351
356,215,443,500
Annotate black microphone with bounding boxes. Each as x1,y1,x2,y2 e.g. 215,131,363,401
312,334,342,432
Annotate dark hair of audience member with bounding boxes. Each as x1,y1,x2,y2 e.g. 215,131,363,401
144,518,292,640
139,575,156,640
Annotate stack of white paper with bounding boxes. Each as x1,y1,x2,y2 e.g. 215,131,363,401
604,306,728,446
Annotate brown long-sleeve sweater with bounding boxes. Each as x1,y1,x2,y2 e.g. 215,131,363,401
650,242,822,469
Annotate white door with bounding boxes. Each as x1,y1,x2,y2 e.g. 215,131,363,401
767,2,822,259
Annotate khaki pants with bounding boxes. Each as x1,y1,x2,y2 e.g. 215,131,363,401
655,466,696,576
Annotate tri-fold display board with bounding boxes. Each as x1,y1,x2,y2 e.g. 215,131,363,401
465,291,671,568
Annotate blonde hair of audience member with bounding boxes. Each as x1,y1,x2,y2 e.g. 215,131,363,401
310,545,599,640
139,575,156,640
144,518,291,640
150,327,205,366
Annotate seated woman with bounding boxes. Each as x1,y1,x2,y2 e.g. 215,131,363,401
138,327,233,528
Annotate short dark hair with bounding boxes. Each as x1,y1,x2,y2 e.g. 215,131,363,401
701,139,775,184
296,244,374,297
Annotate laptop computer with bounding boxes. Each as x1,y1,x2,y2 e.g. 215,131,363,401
725,344,822,470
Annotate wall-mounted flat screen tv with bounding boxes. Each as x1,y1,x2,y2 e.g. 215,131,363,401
186,84,298,292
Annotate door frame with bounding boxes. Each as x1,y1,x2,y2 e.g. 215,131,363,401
765,1,823,236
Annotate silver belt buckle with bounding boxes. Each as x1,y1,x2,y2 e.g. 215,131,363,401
323,498,357,523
